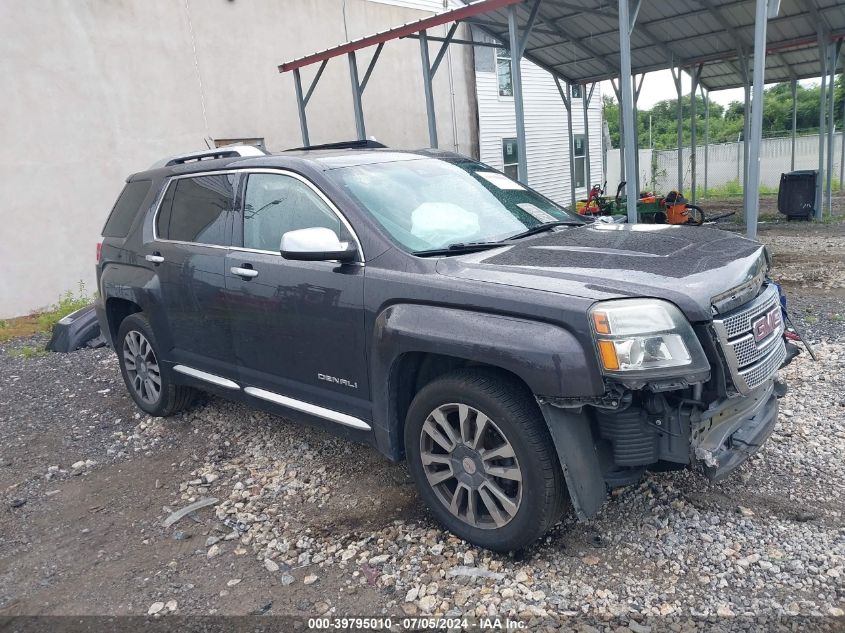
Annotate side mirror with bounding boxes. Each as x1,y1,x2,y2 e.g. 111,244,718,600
280,227,358,262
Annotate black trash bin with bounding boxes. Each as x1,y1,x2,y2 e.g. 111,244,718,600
777,170,816,220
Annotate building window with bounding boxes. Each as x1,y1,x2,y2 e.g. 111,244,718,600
573,135,586,189
502,138,519,179
570,84,582,99
496,49,512,97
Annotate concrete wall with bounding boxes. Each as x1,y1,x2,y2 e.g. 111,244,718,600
0,0,477,317
607,133,844,195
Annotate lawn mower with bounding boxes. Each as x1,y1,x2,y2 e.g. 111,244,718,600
577,181,705,226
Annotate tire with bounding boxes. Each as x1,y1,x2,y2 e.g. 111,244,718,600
116,313,195,417
404,369,567,552
685,204,705,226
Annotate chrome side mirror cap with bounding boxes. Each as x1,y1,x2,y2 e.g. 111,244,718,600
280,227,358,262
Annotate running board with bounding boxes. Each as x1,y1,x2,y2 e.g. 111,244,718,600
173,365,240,390
244,386,371,431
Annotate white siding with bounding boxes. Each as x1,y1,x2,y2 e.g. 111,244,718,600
476,59,604,208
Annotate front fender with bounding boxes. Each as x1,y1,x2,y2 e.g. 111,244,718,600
369,303,603,459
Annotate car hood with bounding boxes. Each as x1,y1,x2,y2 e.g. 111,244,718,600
435,223,767,323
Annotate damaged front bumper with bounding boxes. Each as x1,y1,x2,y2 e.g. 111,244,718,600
692,378,783,481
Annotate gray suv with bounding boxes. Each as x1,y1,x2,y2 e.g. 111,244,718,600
95,144,795,552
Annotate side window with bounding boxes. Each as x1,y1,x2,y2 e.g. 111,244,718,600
242,173,346,252
103,180,152,237
156,174,234,246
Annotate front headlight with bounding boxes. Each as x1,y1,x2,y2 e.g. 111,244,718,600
589,299,709,378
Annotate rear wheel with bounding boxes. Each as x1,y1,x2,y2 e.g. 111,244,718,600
116,313,195,417
685,204,705,225
404,369,567,552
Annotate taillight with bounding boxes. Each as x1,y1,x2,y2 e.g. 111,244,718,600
96,241,103,264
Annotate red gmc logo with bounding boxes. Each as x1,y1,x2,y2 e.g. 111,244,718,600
752,307,782,342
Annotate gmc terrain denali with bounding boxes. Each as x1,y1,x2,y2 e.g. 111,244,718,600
96,144,794,552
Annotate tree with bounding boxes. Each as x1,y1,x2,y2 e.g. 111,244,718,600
602,76,843,150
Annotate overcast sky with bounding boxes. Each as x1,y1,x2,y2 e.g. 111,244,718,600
601,69,823,110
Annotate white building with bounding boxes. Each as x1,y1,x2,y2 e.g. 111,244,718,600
1,0,602,317
472,31,604,207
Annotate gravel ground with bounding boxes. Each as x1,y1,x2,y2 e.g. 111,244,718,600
1,224,844,631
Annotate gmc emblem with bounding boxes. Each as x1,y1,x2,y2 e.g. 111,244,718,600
752,307,782,342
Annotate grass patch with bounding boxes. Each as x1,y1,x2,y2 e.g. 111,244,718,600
696,180,780,200
7,345,48,359
0,282,93,343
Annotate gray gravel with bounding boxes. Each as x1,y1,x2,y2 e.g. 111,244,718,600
4,335,840,628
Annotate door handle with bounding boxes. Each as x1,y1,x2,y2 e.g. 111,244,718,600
145,253,164,264
231,266,258,279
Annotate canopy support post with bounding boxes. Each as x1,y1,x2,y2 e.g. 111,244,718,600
700,84,710,198
293,69,310,147
292,60,328,147
740,54,751,222
584,83,596,195
348,52,366,140
611,78,625,180
633,73,645,196
790,79,797,171
745,0,770,241
508,4,529,183
419,31,439,148
618,0,639,224
555,79,576,208
824,41,840,216
690,65,702,204
670,64,683,192
841,79,845,192
815,35,828,220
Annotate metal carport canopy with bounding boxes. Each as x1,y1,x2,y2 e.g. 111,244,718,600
278,0,844,237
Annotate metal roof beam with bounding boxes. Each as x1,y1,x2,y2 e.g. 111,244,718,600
797,0,831,36
462,17,558,37
404,33,502,48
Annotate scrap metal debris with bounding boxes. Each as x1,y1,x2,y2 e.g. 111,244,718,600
161,497,218,528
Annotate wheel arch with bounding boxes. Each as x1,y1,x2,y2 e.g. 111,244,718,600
105,297,143,344
369,303,602,461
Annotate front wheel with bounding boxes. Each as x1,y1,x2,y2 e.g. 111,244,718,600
404,370,567,552
685,204,705,226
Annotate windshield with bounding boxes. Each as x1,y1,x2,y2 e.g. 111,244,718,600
325,157,581,252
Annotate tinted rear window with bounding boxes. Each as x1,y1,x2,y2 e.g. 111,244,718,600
155,174,235,246
102,180,152,237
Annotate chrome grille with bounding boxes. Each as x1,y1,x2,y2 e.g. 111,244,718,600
718,287,780,338
738,342,787,392
730,330,783,367
712,284,785,395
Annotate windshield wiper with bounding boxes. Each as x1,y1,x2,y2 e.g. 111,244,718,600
507,221,585,240
412,241,509,257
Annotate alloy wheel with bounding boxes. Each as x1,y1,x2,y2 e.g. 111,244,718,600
419,403,523,529
122,330,162,405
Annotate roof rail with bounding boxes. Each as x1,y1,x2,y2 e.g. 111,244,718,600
149,145,267,169
285,139,387,152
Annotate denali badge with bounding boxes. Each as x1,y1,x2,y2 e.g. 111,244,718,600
752,307,782,342
318,373,358,389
